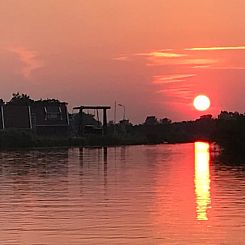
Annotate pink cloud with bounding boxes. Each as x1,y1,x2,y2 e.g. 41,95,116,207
7,46,43,79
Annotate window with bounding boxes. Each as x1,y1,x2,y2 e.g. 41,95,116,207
44,105,62,120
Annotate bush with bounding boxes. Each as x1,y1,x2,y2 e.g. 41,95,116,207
0,129,35,148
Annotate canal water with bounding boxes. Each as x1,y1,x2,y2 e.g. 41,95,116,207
0,143,244,244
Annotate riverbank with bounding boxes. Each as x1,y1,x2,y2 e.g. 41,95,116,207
1,129,244,165
0,128,152,150
1,110,244,165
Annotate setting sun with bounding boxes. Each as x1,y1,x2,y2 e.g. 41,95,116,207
193,95,211,111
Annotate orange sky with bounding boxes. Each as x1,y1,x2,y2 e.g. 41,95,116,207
0,0,245,123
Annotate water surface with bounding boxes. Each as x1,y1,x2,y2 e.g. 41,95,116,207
0,143,244,244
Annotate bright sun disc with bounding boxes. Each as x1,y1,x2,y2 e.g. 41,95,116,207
193,95,211,111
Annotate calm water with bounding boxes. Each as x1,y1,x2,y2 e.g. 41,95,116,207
0,143,244,245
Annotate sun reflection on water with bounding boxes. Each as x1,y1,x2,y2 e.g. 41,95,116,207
194,142,211,221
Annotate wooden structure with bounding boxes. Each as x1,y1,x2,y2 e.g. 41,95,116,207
73,105,111,135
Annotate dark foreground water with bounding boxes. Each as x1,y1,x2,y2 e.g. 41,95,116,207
0,143,244,245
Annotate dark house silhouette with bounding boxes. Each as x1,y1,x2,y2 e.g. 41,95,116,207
4,105,32,129
31,102,69,135
0,101,69,135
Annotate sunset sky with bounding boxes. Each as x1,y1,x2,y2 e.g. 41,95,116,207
0,0,244,123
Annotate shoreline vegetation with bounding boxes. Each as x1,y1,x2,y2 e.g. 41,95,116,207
0,110,244,156
0,94,244,163
0,128,152,150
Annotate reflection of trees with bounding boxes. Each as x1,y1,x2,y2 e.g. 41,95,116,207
214,151,245,167
132,111,245,161
214,111,245,163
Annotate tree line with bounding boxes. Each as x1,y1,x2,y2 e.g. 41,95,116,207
0,93,244,162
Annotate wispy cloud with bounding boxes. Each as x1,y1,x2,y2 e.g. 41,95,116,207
178,58,217,66
157,86,193,101
134,49,217,67
7,46,43,79
193,66,245,70
185,46,245,51
153,73,195,102
146,57,216,67
113,45,245,104
112,56,129,61
153,74,196,84
136,51,186,58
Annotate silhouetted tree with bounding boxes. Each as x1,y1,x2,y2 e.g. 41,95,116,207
144,116,158,125
35,98,61,104
7,92,34,105
214,112,245,151
159,117,172,125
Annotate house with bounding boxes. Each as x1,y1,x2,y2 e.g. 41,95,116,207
0,98,70,136
31,101,69,135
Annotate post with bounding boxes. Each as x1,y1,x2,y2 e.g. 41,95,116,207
123,105,126,120
1,105,5,130
103,108,107,135
114,101,117,135
79,108,84,136
114,101,117,124
28,105,33,129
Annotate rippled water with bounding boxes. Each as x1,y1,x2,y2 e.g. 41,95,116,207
0,143,244,244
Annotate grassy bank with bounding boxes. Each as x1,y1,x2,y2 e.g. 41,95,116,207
0,129,149,150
